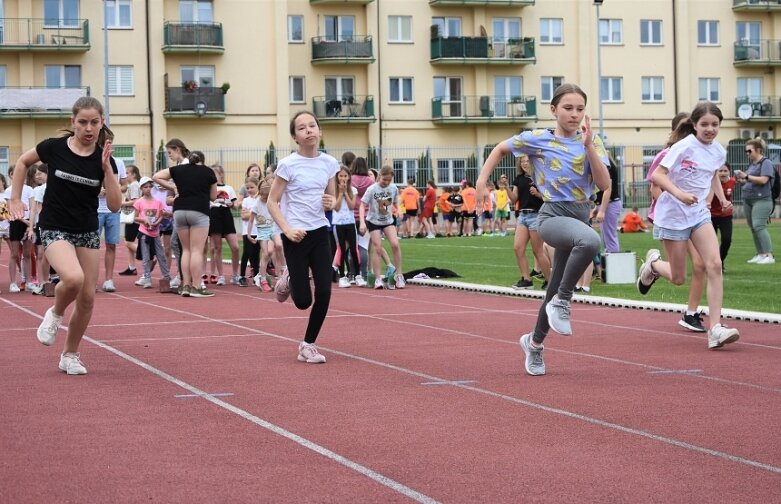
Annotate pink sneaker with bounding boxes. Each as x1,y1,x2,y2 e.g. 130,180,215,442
275,269,290,302
260,279,273,293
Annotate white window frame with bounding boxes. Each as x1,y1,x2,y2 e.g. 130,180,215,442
698,78,720,102
108,65,134,96
600,77,623,103
541,76,564,103
641,76,664,103
44,65,81,88
388,16,412,43
737,77,763,102
44,0,79,28
325,76,354,102
389,77,413,104
105,0,132,29
697,20,719,46
112,145,136,166
436,159,466,186
289,77,305,104
179,0,213,23
433,76,463,117
0,65,6,87
539,18,563,45
432,17,461,38
324,15,355,42
393,159,418,185
493,76,523,117
0,147,9,176
640,20,662,46
288,15,304,43
180,66,215,88
599,19,623,45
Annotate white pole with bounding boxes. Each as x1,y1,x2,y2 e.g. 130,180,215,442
103,0,111,126
596,3,604,140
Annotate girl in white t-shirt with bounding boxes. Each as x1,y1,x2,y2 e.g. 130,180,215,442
267,111,338,364
27,164,49,290
239,176,260,288
248,175,278,292
4,165,34,293
332,165,364,287
638,101,740,349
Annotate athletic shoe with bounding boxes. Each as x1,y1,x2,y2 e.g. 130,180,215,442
426,234,435,239
338,276,351,288
385,264,396,280
59,352,87,375
395,274,406,289
349,275,357,285
545,295,572,335
118,267,136,276
253,274,262,288
170,276,181,289
102,280,116,293
260,279,273,292
530,269,543,279
180,284,192,297
637,249,661,295
679,312,706,333
298,342,326,363
25,282,41,293
519,333,545,376
374,279,384,290
757,255,776,265
231,275,242,285
238,276,249,287
355,275,367,287
8,283,20,293
275,269,291,302
28,283,44,295
190,286,215,298
512,278,533,290
708,324,740,349
540,281,548,291
580,286,592,294
747,255,762,264
215,275,226,286
209,274,217,284
141,278,153,289
37,307,63,346
134,276,150,286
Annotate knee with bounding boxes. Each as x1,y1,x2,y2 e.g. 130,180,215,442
77,292,96,313
581,233,601,256
106,244,116,251
59,270,85,291
691,256,706,275
293,294,313,310
670,274,686,286
705,258,723,276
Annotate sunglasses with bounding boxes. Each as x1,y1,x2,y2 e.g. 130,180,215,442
745,150,753,154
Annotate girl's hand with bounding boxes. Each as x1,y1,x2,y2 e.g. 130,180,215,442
677,192,698,205
102,139,114,172
475,180,488,211
359,223,367,235
285,228,307,243
581,114,593,146
248,236,257,244
720,199,733,211
322,194,335,211
7,199,25,221
26,226,35,241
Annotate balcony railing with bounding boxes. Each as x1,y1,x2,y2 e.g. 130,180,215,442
735,96,781,120
312,95,375,123
311,36,374,64
162,22,224,53
0,18,90,51
431,95,537,123
733,39,781,65
732,0,781,11
164,86,225,118
429,0,534,6
0,86,90,118
430,36,535,64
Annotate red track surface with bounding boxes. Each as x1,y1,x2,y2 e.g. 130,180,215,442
1,275,779,503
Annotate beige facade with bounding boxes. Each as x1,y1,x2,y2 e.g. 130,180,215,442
1,0,780,185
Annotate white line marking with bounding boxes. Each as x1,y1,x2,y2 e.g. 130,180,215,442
421,380,476,386
175,392,235,398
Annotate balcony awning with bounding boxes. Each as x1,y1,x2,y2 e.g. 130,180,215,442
0,88,87,110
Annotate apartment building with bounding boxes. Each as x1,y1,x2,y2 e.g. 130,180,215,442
0,0,780,187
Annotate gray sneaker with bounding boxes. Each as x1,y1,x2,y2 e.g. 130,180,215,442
519,333,545,376
545,295,572,335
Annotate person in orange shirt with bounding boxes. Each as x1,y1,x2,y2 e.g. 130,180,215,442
438,186,453,236
480,181,495,236
400,177,420,238
620,207,648,233
460,180,477,236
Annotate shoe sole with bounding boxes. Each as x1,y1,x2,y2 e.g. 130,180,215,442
678,319,707,333
709,333,740,349
511,285,533,290
636,270,656,295
297,356,327,363
545,304,573,336
59,364,87,375
37,331,55,346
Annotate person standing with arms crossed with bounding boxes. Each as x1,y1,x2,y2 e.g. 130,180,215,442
8,97,122,375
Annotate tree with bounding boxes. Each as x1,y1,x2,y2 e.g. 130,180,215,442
264,141,276,168
155,139,167,172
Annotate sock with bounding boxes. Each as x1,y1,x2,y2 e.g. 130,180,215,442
686,310,697,316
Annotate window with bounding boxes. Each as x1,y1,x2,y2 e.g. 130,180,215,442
325,16,354,42
388,16,412,43
599,19,623,45
541,76,564,103
288,16,303,43
436,159,466,186
108,66,133,96
179,0,213,23
0,66,6,87
112,145,136,166
393,159,418,185
0,147,9,176
600,77,622,102
736,21,762,58
431,17,461,38
492,17,521,57
641,77,664,102
737,77,763,101
640,20,661,45
106,0,132,28
433,76,462,117
180,66,215,88
539,18,562,44
697,21,719,46
289,77,305,103
494,76,522,117
45,65,81,88
389,78,413,103
44,0,79,28
698,78,720,102
325,76,354,102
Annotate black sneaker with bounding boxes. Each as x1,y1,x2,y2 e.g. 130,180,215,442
118,267,137,276
512,278,534,290
540,280,548,291
238,277,249,287
530,269,544,279
678,312,706,333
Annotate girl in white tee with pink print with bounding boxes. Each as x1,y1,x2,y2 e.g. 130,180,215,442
637,102,740,349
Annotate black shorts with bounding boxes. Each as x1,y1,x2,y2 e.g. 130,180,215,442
209,208,236,236
159,217,174,236
366,218,396,232
9,220,27,241
124,222,140,242
461,211,477,220
405,209,418,217
33,225,42,246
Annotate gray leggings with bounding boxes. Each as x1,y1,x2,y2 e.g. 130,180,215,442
533,202,601,343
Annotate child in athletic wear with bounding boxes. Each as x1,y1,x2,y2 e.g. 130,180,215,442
239,176,260,288
249,175,277,292
267,111,338,364
333,165,364,287
133,177,171,288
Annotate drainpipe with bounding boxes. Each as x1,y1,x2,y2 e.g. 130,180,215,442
672,0,678,113
375,0,382,153
146,0,155,167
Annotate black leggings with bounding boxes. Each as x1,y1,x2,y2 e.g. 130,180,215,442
334,223,360,277
241,235,260,277
281,226,332,344
711,215,733,262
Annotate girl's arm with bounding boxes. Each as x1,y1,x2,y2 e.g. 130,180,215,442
26,197,38,240
322,175,336,211
102,141,123,213
358,198,368,234
8,148,40,220
152,169,176,192
477,142,513,204
711,172,731,210
652,166,697,205
582,115,610,192
333,188,344,211
595,183,612,221
343,188,356,210
267,176,305,242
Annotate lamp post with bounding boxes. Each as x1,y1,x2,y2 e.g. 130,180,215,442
103,0,110,126
594,0,604,140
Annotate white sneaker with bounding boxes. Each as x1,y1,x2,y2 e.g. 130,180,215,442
216,275,226,286
274,269,291,302
394,274,406,289
374,279,384,290
355,275,367,287
253,274,262,288
338,276,351,288
708,324,740,349
747,255,762,264
545,295,573,335
169,276,181,289
37,307,63,346
134,276,150,286
59,352,87,375
102,279,116,292
231,275,242,285
9,283,20,293
757,255,776,265
142,278,152,289
297,342,326,363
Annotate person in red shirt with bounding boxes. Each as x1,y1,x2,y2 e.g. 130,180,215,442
708,162,736,272
620,207,648,233
420,180,437,238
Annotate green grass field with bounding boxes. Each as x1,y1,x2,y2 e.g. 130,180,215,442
391,222,780,314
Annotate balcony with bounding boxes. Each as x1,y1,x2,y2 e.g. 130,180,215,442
430,0,534,6
735,96,781,122
733,0,781,11
164,86,226,119
0,87,90,119
162,22,224,53
430,36,535,65
0,18,90,52
733,39,781,66
312,96,375,124
309,0,374,4
311,36,374,64
431,95,537,124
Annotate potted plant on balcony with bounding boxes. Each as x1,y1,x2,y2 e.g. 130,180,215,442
183,80,198,93
220,82,231,95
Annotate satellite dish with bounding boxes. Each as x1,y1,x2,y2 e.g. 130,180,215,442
738,103,753,120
